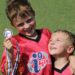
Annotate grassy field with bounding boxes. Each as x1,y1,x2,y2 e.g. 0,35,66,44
0,0,75,74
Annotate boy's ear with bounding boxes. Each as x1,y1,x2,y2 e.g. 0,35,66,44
67,46,74,54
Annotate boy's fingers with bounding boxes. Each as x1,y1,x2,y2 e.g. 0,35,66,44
3,38,13,50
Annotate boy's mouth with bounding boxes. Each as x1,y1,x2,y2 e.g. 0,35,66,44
50,46,57,50
22,27,35,35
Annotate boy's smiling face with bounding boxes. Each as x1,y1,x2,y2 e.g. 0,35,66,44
11,5,36,36
48,31,73,57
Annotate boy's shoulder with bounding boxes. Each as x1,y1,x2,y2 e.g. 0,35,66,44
39,28,52,38
37,28,51,34
11,34,21,43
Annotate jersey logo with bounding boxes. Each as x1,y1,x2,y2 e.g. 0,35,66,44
28,51,50,73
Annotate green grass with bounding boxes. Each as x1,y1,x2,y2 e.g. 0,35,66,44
0,0,75,74
30,0,75,32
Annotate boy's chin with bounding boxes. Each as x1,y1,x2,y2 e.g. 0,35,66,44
50,52,55,56
50,52,57,56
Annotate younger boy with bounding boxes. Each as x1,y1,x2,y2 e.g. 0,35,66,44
48,29,75,75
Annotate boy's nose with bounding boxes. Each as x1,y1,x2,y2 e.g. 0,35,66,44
50,41,55,45
23,22,30,28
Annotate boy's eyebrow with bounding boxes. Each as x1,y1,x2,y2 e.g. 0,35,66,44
17,22,24,27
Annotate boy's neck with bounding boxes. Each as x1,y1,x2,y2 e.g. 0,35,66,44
26,31,38,39
54,57,69,69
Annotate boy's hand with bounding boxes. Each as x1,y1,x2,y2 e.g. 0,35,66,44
3,38,13,51
3,38,13,60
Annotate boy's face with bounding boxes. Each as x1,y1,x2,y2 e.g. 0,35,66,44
48,32,73,57
11,5,36,36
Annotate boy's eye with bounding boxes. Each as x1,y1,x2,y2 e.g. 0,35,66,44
56,39,60,41
26,18,33,23
57,39,60,41
17,23,24,27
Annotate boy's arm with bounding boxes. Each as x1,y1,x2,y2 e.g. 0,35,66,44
1,38,14,75
1,48,14,75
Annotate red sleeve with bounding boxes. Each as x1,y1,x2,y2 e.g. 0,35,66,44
1,49,7,75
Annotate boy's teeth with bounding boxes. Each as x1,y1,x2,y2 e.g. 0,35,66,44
50,47,56,50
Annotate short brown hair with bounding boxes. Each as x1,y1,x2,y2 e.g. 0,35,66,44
6,0,35,22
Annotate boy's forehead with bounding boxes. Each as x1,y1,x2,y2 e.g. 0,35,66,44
19,5,29,12
52,32,69,39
